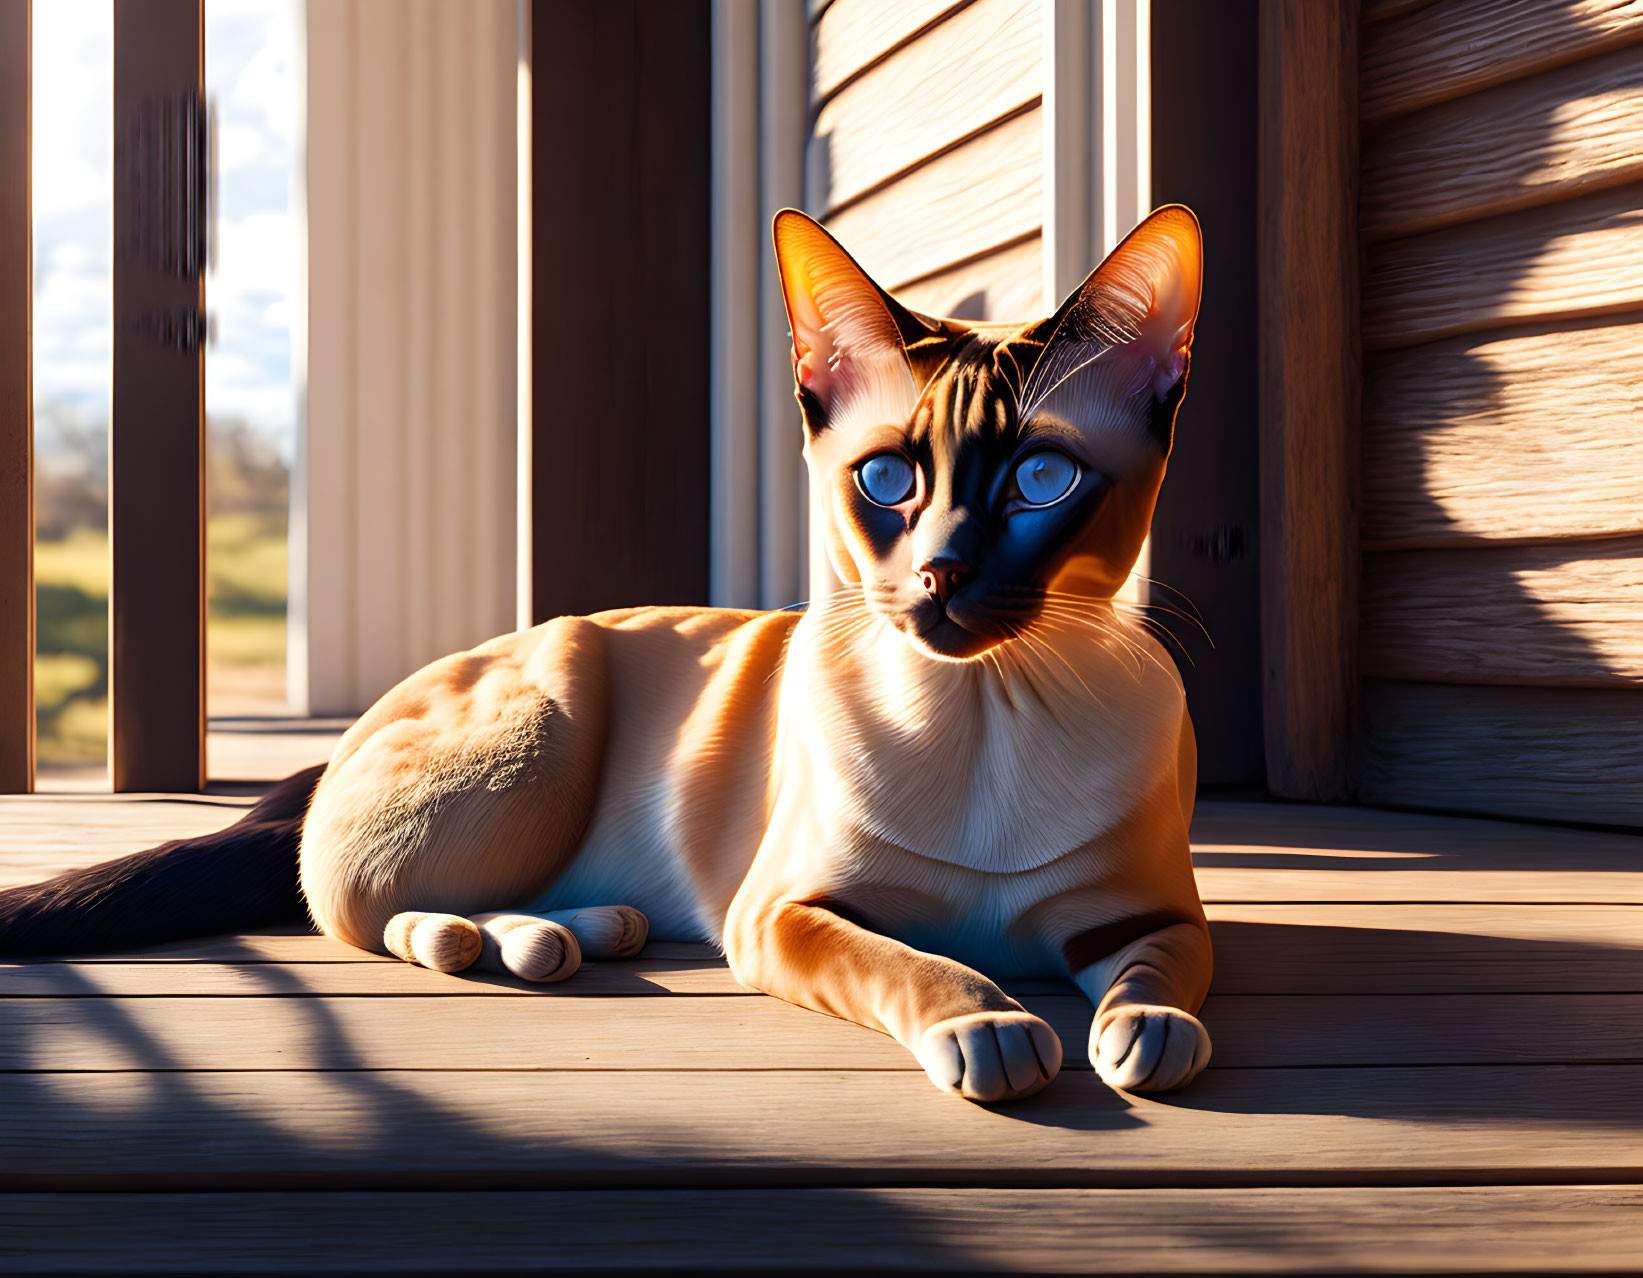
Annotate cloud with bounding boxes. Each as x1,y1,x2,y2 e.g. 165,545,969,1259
217,122,270,173
34,0,297,468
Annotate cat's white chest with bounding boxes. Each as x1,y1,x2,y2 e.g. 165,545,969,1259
783,620,1184,874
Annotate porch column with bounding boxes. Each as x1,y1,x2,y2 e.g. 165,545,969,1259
0,0,31,792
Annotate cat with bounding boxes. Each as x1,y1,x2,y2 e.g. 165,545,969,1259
0,205,1210,1103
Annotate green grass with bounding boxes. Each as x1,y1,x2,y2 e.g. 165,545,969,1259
34,519,287,767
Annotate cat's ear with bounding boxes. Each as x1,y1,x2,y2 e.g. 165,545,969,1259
772,210,926,436
1019,205,1203,451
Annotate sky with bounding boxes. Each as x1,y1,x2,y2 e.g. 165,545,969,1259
32,0,298,467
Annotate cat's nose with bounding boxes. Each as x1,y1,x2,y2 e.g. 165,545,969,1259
918,558,972,605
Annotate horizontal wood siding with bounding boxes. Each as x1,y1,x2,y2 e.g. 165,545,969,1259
809,0,1042,322
1362,537,1643,686
1360,682,1643,826
891,233,1045,326
809,0,963,103
1359,0,1434,24
1356,3,1643,826
1362,181,1643,350
1359,0,1643,125
1361,45,1643,240
1361,318,1643,548
823,106,1042,292
811,0,1039,213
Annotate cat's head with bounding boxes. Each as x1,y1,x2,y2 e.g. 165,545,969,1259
773,205,1202,662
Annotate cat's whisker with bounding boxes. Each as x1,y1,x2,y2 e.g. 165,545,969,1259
1113,601,1215,649
1034,609,1147,681
1030,606,1174,685
1012,620,1110,716
1104,602,1202,662
1113,610,1201,668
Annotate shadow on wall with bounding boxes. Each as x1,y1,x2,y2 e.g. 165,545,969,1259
1354,0,1643,826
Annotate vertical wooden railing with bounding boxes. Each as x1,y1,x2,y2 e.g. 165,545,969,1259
0,0,32,793
109,0,207,791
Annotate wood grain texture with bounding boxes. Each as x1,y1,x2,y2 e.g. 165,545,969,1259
1191,800,1643,904
109,0,206,791
10,903,1638,994
1208,903,1643,994
3,1186,1641,1275
529,0,711,620
1360,0,1643,126
1362,537,1643,687
0,0,31,793
824,106,1042,292
1362,46,1643,240
0,991,1634,1071
1361,681,1643,826
2,1065,1639,1190
809,0,1039,213
5,777,1643,1255
809,0,965,104
1149,0,1265,788
1359,0,1435,23
1362,181,1643,350
1361,318,1643,548
205,715,344,783
10,788,1641,915
891,233,1045,323
1257,0,1360,799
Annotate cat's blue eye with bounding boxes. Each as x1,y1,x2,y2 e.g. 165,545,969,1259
1014,451,1079,506
856,453,916,506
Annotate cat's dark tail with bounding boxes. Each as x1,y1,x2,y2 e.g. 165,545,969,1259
0,763,325,955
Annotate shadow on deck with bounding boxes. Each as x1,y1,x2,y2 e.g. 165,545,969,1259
1,721,1640,1273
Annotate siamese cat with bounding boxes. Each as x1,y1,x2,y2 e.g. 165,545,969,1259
0,206,1210,1103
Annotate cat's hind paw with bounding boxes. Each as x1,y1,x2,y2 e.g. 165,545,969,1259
383,912,483,973
471,912,582,983
545,905,649,959
1092,1005,1211,1092
916,1011,1062,1103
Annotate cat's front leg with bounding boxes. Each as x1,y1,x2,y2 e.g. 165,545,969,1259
1066,915,1213,1093
723,895,1062,1102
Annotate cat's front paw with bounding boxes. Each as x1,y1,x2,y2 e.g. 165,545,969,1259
1092,1005,1211,1092
916,1011,1062,1103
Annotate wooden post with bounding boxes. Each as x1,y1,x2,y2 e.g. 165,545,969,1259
1257,0,1361,800
110,0,206,791
0,0,32,793
527,0,712,622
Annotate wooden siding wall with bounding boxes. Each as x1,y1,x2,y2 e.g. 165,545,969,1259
1355,0,1643,827
809,0,1047,326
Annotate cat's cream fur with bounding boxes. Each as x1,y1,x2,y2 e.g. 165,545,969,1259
299,206,1210,1102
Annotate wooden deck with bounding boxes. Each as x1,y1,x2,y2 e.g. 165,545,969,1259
2,722,1642,1273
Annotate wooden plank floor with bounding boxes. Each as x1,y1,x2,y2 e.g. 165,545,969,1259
2,721,1641,1273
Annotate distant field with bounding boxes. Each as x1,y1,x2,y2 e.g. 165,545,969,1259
35,519,287,768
